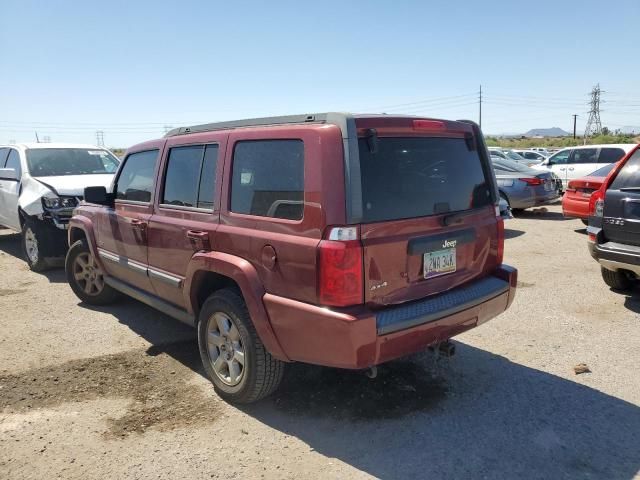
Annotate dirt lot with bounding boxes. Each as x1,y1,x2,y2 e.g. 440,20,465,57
1,204,639,480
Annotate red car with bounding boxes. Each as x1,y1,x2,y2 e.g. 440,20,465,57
65,113,517,403
562,163,618,223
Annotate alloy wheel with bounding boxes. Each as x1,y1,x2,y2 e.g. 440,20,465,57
206,312,246,386
24,228,39,264
72,252,105,296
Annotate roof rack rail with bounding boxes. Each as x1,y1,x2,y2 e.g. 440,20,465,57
164,112,349,137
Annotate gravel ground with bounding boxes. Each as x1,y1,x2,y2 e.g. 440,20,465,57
1,204,639,480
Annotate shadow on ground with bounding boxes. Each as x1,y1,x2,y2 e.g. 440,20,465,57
513,210,569,221
0,231,66,283
80,297,640,480
504,228,525,240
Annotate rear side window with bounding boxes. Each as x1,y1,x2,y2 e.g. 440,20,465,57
609,150,640,190
162,144,218,209
116,150,158,202
570,148,598,164
598,148,625,164
0,148,9,166
230,140,304,220
359,137,492,223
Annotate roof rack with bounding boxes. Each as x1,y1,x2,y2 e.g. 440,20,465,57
164,112,349,137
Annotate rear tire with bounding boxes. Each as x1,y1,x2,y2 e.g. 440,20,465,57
22,219,49,272
65,239,120,305
601,267,631,291
197,289,284,404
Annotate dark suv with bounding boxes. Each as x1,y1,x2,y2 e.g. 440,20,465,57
65,113,517,403
588,144,640,289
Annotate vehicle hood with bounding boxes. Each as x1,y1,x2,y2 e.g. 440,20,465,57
32,174,114,196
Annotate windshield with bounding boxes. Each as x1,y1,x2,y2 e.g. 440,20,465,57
359,137,492,223
589,163,617,177
492,158,539,174
26,148,120,177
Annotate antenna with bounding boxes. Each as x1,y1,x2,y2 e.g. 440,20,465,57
584,84,603,141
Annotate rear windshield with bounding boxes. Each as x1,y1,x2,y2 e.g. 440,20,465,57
589,163,617,177
610,149,640,190
358,137,492,223
26,148,120,177
492,158,538,174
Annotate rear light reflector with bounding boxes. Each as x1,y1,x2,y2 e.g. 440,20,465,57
519,177,544,186
318,227,363,307
413,119,447,132
496,217,505,265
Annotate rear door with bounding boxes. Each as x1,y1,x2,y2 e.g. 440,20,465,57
546,149,572,187
356,124,499,306
602,148,640,246
147,140,224,308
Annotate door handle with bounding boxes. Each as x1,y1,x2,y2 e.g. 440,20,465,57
569,167,575,171
186,230,211,251
130,219,147,229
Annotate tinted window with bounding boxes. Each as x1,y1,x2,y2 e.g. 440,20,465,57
610,150,640,190
26,148,119,176
0,148,9,166
231,140,304,220
359,137,491,223
549,150,570,165
197,145,218,209
598,148,625,164
116,150,158,202
569,148,598,164
588,163,617,177
5,150,21,176
492,158,538,173
163,146,203,207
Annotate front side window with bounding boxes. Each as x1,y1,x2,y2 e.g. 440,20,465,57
26,148,119,177
5,150,21,177
569,148,598,164
598,148,625,164
549,150,570,165
162,144,218,209
116,150,158,202
230,140,304,220
359,137,492,223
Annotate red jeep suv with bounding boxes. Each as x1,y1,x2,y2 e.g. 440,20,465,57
65,113,517,403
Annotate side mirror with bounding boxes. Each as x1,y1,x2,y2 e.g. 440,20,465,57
84,186,113,206
0,168,19,181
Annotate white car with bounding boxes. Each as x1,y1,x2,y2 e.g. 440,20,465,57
0,143,120,270
531,144,636,190
511,149,547,164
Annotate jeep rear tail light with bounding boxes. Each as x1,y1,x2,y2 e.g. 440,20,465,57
495,206,504,265
412,120,447,132
590,188,605,217
318,226,363,307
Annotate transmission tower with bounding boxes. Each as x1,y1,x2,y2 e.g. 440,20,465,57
584,84,603,139
96,130,105,147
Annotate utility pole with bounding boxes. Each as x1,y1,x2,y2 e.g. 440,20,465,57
479,85,482,129
572,114,578,139
35,132,40,143
584,84,603,142
96,130,105,147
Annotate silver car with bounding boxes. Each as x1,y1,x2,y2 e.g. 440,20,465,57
492,158,560,212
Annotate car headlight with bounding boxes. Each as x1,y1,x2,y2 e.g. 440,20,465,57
42,196,78,210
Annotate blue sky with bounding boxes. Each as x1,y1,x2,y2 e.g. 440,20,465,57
1,0,639,147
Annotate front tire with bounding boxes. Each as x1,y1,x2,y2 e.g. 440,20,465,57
65,239,119,305
601,267,632,291
198,289,284,404
22,219,49,271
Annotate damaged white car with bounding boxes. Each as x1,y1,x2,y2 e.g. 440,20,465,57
0,143,119,271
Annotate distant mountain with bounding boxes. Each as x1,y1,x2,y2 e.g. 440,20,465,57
524,127,570,137
617,126,640,135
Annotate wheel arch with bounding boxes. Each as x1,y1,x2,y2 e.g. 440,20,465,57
185,251,290,362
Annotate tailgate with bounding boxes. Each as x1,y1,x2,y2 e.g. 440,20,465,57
354,122,500,306
603,149,640,246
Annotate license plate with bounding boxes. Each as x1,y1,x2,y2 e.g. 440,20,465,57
424,248,456,279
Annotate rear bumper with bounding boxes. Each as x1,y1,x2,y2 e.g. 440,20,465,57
562,195,590,220
510,188,559,209
265,265,517,369
589,238,640,275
